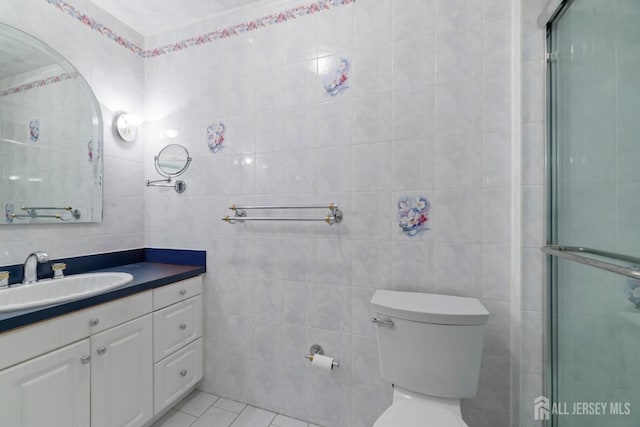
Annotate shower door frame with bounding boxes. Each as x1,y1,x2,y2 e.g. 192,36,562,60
546,18,558,427
544,1,572,426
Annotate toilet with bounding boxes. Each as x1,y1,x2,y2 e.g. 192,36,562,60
370,290,489,427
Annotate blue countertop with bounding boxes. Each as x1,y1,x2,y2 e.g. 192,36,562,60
0,249,206,333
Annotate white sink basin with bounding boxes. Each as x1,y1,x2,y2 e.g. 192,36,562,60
0,272,134,313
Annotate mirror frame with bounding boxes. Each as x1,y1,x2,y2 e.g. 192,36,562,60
154,144,192,179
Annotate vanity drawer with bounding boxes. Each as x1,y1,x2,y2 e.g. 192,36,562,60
153,338,203,415
153,276,202,311
153,295,202,362
0,291,152,371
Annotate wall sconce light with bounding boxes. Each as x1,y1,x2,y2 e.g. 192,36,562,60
114,113,143,142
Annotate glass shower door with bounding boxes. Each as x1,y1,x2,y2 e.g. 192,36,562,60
547,0,640,426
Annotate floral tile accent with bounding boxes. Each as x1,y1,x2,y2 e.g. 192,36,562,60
87,139,94,162
91,139,103,185
5,203,16,224
29,119,40,142
207,122,226,153
397,196,431,237
0,71,78,97
43,0,356,58
324,57,350,96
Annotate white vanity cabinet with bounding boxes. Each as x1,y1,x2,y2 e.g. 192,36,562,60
0,339,91,427
0,275,203,427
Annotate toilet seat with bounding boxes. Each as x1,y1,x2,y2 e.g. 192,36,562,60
373,388,468,427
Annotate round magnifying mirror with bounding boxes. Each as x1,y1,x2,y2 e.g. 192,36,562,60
155,144,192,178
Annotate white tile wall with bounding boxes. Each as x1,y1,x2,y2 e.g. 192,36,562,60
142,1,514,426
520,1,547,426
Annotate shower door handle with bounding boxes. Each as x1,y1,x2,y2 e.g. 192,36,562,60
541,245,640,280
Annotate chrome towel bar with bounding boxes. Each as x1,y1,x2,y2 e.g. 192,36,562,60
20,206,73,211
5,203,81,223
222,215,340,225
222,203,343,226
541,245,640,280
230,203,339,210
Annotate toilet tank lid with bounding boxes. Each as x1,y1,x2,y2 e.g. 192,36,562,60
371,290,489,325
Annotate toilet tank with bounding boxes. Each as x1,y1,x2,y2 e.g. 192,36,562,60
371,290,489,399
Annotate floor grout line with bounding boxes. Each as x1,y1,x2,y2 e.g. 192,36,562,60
155,391,316,427
228,404,247,426
265,409,277,426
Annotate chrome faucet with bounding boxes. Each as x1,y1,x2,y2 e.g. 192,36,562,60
22,251,49,284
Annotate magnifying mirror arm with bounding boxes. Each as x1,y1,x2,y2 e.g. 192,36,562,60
146,177,172,185
146,179,187,194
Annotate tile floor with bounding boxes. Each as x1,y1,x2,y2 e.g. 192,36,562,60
152,390,320,427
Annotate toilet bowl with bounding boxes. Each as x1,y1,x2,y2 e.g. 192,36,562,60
370,290,489,427
373,387,467,427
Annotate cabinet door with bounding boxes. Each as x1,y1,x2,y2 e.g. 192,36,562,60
91,314,153,427
0,339,90,427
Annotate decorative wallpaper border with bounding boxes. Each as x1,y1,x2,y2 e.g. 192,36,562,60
0,71,79,97
45,0,146,57
45,0,355,59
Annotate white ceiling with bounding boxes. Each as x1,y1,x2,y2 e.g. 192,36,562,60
89,0,268,36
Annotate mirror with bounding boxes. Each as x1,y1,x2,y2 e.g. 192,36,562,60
0,23,103,224
146,144,191,193
155,144,191,178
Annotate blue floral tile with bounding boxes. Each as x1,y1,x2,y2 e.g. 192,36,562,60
207,122,225,153
29,119,40,142
324,57,350,96
397,196,431,237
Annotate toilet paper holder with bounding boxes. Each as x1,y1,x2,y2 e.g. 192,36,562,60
305,344,340,369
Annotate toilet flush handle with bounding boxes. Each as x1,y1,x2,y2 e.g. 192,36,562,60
372,317,394,327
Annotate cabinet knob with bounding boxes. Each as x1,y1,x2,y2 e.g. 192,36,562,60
81,355,91,365
180,369,188,377
179,323,187,330
179,289,187,296
89,318,100,327
97,346,107,355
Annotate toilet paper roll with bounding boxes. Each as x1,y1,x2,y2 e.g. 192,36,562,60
311,354,334,371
